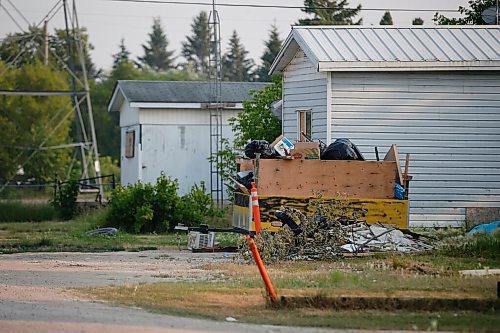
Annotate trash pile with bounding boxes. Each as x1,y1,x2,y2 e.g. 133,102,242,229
251,206,432,262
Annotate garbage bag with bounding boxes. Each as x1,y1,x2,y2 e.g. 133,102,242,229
321,138,365,161
236,171,254,190
244,140,276,159
394,183,405,200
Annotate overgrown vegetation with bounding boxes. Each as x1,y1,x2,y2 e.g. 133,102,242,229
0,202,56,222
105,173,225,234
0,209,184,254
437,231,500,259
51,180,79,220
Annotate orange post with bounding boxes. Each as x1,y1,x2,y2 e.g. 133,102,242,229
250,182,261,234
246,235,278,304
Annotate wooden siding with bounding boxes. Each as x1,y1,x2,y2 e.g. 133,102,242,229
283,50,328,141
329,72,500,227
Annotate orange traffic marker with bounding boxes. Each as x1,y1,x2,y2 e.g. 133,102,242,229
250,182,261,234
246,235,278,304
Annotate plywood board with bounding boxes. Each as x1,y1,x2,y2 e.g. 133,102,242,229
258,196,408,231
383,144,404,185
257,159,396,199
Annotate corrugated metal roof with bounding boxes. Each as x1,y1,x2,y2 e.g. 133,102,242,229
270,26,500,73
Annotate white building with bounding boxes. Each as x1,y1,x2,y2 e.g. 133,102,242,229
108,80,268,194
269,26,500,227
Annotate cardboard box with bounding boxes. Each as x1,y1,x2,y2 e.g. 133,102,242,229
271,135,294,157
290,142,320,160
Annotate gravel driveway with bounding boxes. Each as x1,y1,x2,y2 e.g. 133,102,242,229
0,250,347,333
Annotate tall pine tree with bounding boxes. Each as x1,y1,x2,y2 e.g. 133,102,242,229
112,38,131,69
181,11,211,76
256,24,283,82
298,0,362,25
379,11,393,25
222,30,255,82
138,17,175,71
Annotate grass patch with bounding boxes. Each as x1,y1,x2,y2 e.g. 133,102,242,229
0,201,57,222
83,253,500,331
0,208,186,253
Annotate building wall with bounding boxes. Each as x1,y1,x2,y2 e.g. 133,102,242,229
120,107,238,195
328,71,500,227
282,50,328,141
119,101,141,186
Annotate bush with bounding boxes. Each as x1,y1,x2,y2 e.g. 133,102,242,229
51,180,79,220
105,174,226,234
177,181,226,228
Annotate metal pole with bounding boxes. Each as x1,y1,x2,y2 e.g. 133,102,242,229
44,20,48,65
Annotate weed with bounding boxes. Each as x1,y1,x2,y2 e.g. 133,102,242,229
0,201,57,222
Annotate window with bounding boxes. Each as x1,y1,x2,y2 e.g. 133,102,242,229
125,130,135,158
297,109,312,141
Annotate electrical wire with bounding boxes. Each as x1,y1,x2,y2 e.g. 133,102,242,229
106,0,459,13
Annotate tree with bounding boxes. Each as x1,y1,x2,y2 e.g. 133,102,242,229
0,61,74,181
434,0,497,25
138,17,175,71
230,76,282,149
412,17,424,25
222,30,255,82
298,0,362,25
256,24,283,82
379,11,393,25
181,11,211,76
0,26,97,79
112,38,131,69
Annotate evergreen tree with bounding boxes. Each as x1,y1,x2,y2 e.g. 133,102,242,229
434,0,497,25
222,30,255,82
379,11,393,25
138,17,175,71
256,24,283,82
181,11,211,76
412,17,424,25
112,38,131,69
298,0,362,25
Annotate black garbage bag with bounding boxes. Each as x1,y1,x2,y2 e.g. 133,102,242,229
236,171,254,190
244,140,277,159
321,138,365,161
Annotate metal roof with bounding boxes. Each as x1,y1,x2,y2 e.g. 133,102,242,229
108,80,269,112
270,26,500,73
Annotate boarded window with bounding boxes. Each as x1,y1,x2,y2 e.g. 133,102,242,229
125,130,135,158
297,109,312,141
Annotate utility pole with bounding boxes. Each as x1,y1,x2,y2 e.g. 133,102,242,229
43,20,48,65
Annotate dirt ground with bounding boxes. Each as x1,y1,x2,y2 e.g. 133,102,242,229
0,250,363,333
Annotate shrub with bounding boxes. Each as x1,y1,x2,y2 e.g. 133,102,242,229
51,180,79,220
105,173,179,233
105,175,226,234
177,181,226,228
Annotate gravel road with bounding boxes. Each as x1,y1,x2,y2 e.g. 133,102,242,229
0,250,353,333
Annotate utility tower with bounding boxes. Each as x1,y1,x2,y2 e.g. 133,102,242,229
0,0,103,198
208,0,223,206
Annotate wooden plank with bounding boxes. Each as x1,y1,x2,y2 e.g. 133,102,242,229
258,196,408,231
383,144,404,186
257,159,396,199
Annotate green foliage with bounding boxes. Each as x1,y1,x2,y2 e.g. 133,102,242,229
51,180,79,220
256,24,283,82
112,38,131,69
0,60,74,181
98,156,120,182
222,30,255,82
138,17,175,71
412,17,424,25
230,76,282,149
437,232,500,259
181,11,211,77
0,25,97,78
106,173,224,234
379,11,393,25
434,0,497,25
0,202,56,222
177,181,226,227
298,0,362,25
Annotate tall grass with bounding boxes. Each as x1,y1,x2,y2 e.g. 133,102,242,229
0,201,57,222
437,232,500,259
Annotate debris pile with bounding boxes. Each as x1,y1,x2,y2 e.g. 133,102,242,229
250,205,432,262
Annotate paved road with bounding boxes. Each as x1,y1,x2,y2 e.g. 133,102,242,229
0,250,356,333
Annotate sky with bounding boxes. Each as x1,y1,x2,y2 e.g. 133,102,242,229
0,0,471,71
